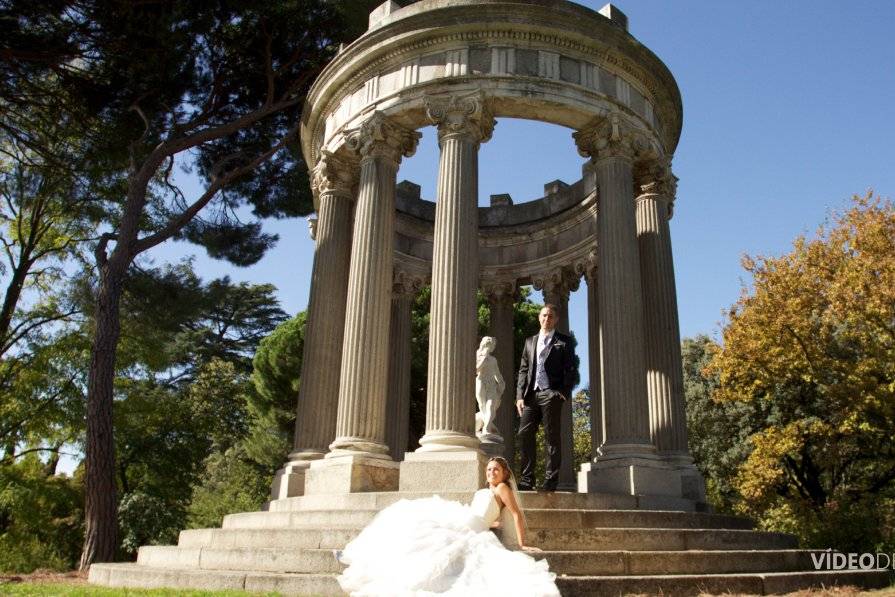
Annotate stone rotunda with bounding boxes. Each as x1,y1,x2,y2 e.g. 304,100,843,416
90,1,889,594
273,0,704,503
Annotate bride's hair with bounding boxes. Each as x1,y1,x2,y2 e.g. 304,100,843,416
487,456,527,529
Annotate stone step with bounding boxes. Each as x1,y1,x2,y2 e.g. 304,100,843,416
555,569,891,596
138,546,344,574
530,527,797,552
179,526,795,552
88,563,343,595
89,562,890,595
542,549,819,576
267,490,703,513
178,528,357,550
222,508,750,531
140,544,829,577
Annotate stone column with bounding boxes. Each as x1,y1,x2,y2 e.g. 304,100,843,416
270,150,357,499
573,113,680,497
582,255,603,458
536,268,579,491
636,162,706,501
483,281,516,461
401,92,495,491
385,272,420,461
305,112,420,495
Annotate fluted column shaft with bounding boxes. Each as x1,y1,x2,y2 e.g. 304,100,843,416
386,280,416,460
636,179,688,457
419,93,495,452
486,286,516,462
269,152,358,499
592,154,653,453
328,113,420,459
585,269,603,455
292,186,355,458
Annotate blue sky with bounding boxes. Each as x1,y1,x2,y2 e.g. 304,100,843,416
154,0,895,392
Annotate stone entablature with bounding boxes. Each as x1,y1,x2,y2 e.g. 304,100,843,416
301,0,682,180
393,174,598,284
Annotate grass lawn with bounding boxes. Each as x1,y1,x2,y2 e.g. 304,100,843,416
0,573,282,596
1,572,893,596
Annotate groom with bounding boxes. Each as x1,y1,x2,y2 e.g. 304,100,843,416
515,304,577,491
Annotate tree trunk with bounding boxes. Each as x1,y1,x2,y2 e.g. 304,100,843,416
0,257,32,350
78,260,126,571
42,443,63,477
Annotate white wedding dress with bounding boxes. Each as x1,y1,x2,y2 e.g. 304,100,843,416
337,488,560,596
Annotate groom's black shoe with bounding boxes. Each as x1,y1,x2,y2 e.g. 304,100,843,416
517,483,534,491
539,483,558,492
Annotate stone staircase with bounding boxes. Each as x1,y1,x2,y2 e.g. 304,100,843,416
89,491,891,595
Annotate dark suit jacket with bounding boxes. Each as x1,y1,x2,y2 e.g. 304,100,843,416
516,331,576,403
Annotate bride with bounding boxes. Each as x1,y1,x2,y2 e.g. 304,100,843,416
337,456,560,596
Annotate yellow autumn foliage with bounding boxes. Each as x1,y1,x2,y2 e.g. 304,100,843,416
707,192,895,550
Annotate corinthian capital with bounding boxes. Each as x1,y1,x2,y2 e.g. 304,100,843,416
533,267,580,299
311,150,359,198
635,159,678,219
426,91,496,146
481,280,516,306
393,270,426,297
573,112,660,162
345,111,421,165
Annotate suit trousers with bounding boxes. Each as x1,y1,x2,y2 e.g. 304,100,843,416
517,389,564,490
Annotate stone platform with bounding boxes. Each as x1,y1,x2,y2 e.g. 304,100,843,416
89,490,890,595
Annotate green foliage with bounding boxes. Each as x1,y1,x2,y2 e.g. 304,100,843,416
682,335,768,512
571,389,592,469
117,492,180,557
186,446,271,531
0,457,83,572
249,312,306,465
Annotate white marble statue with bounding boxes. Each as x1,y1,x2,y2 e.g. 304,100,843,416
475,336,506,438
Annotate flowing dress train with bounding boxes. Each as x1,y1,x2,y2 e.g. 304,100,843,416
337,488,559,596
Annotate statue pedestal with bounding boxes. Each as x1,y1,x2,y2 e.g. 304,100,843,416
477,433,504,457
399,450,487,492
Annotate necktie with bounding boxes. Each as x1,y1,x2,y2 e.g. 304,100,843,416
536,335,550,390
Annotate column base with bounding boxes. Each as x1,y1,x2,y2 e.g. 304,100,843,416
304,453,399,495
400,450,487,492
477,433,504,457
417,430,480,452
662,453,708,502
578,456,682,497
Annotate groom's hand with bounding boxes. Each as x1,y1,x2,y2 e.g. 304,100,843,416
516,399,524,417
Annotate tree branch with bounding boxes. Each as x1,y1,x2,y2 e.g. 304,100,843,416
133,125,297,254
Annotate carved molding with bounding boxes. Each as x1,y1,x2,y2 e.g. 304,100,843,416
393,269,426,297
311,150,359,198
481,280,517,306
574,112,662,162
635,158,677,220
309,22,680,166
344,111,421,165
425,91,496,146
533,266,581,300
574,248,599,281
